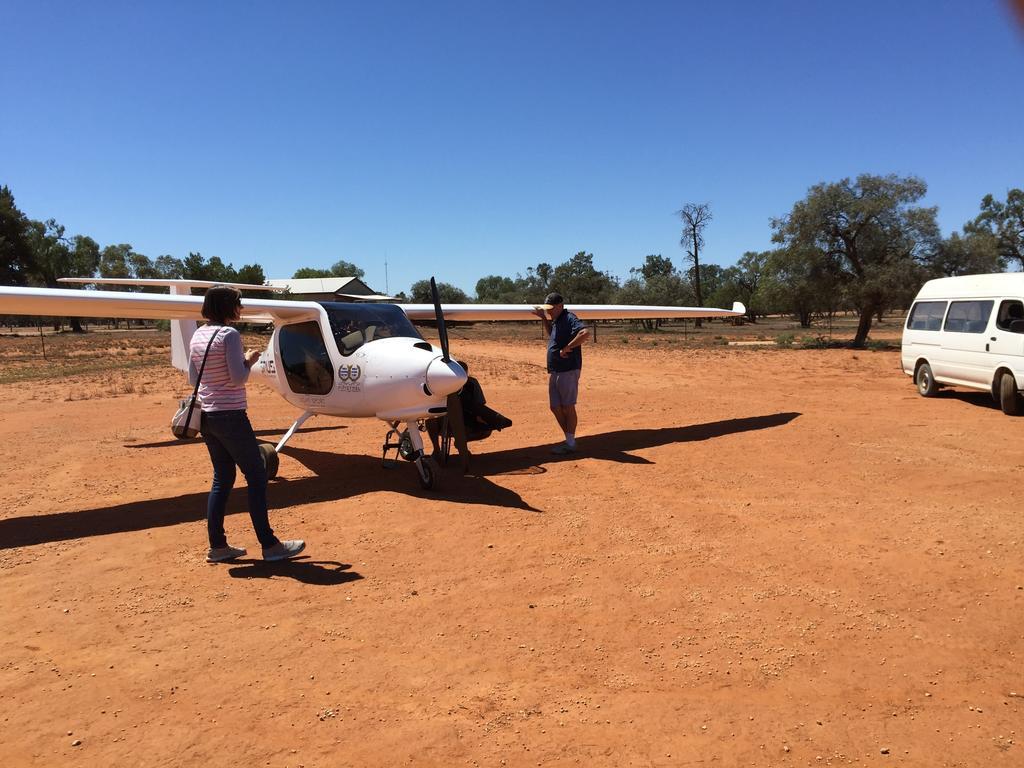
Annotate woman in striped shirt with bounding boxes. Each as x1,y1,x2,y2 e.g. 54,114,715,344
189,285,305,563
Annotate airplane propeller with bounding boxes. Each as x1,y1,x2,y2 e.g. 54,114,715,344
429,277,451,363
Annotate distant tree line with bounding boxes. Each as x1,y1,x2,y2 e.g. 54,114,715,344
1,186,265,330
3,176,1022,346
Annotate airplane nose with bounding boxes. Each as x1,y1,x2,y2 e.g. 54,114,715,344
426,357,467,398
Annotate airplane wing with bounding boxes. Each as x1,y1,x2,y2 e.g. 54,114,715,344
398,302,746,321
0,285,320,324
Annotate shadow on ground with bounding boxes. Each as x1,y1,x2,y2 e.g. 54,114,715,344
0,413,799,549
226,557,363,586
126,424,347,449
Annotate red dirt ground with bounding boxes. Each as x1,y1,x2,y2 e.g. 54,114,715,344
0,330,1022,767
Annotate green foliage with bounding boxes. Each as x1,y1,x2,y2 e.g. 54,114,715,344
707,250,769,322
775,333,795,348
966,189,1024,269
330,259,365,278
409,279,469,303
182,252,243,283
25,219,100,288
549,251,618,303
99,244,135,281
771,174,938,346
0,186,33,286
153,255,184,279
927,231,1003,277
292,260,365,280
292,267,333,278
637,254,674,281
475,274,520,303
235,263,266,287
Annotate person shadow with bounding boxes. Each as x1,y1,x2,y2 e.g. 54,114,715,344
226,557,362,586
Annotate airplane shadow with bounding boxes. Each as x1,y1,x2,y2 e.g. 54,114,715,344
126,424,347,449
0,413,799,550
466,412,803,477
225,557,363,586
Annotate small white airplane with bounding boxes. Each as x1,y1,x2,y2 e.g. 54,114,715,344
0,277,745,489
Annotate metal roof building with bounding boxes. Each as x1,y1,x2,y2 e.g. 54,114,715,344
265,277,392,302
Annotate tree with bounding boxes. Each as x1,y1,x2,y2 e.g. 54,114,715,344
409,279,469,303
182,252,238,283
967,189,1024,269
24,220,100,331
707,251,769,323
475,275,519,303
99,244,134,280
760,245,843,328
619,255,693,328
293,267,333,279
927,231,1002,277
771,174,939,346
330,259,365,278
292,260,365,280
637,254,674,281
677,203,712,326
549,252,618,303
236,263,267,291
153,255,185,279
0,186,33,286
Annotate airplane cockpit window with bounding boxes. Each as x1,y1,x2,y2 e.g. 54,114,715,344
322,302,423,356
278,321,334,395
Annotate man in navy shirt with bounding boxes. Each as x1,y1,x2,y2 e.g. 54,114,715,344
534,292,589,454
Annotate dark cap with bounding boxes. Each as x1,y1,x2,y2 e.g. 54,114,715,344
545,292,564,305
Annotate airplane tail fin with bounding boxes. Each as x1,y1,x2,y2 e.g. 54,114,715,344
732,301,746,315
171,318,198,372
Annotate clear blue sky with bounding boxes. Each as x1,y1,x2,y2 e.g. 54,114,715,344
3,1,1023,297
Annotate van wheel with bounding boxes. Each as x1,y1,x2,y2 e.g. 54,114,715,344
999,373,1022,416
915,363,938,397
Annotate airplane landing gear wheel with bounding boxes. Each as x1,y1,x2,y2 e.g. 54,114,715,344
999,373,1022,416
259,443,280,479
416,456,439,490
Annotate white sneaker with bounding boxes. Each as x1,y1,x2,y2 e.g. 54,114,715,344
262,540,306,561
206,545,247,563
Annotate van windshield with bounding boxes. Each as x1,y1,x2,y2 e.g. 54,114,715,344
321,302,423,356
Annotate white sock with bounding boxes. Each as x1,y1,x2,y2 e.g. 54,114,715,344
565,432,576,447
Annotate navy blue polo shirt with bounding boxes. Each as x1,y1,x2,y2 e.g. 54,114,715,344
547,310,585,373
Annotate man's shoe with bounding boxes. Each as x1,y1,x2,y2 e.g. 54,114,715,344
551,443,576,455
206,545,247,563
262,540,306,561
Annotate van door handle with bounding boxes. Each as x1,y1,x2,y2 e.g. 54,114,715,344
986,343,990,351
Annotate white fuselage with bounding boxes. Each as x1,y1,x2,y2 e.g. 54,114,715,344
248,304,466,423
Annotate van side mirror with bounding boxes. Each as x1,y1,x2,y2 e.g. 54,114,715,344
1010,319,1024,334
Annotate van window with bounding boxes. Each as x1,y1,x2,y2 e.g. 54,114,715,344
906,301,947,331
943,300,994,334
996,300,1024,333
279,321,334,395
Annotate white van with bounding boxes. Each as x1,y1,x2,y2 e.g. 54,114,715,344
902,273,1024,415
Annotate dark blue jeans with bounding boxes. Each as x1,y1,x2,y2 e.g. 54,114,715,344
200,410,279,549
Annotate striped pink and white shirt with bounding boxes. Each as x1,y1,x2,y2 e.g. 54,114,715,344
188,324,250,412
